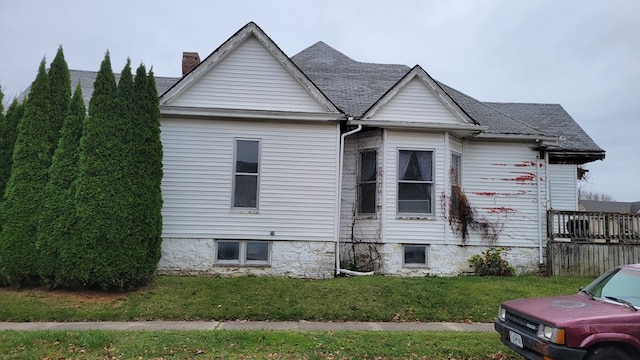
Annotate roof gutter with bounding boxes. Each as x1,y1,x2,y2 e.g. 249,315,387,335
335,124,373,276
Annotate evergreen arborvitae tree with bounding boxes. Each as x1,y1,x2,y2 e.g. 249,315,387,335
0,59,51,286
131,64,163,280
76,52,138,289
0,89,8,195
47,46,71,156
0,99,25,197
37,84,85,287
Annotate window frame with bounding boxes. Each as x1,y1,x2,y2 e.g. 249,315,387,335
358,149,377,215
215,240,271,266
402,244,429,267
232,138,261,212
397,149,435,217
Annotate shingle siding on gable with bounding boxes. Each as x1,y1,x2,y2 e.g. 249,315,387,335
168,37,326,112
368,78,464,124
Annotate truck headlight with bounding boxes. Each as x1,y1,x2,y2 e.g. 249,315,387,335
498,306,507,321
537,325,565,345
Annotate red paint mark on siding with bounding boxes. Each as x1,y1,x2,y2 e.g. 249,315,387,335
474,192,497,196
485,206,517,213
501,172,536,183
514,161,536,167
472,190,527,197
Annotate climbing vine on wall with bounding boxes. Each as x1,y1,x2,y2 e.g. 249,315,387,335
445,169,503,245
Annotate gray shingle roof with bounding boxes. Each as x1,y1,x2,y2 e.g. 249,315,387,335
291,42,410,117
292,42,604,161
580,200,640,214
20,40,604,163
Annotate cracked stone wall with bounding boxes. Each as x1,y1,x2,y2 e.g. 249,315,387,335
158,238,336,279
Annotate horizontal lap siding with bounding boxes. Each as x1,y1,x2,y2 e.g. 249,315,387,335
340,132,384,244
170,37,325,112
383,131,447,244
370,79,462,124
161,118,339,241
548,164,578,210
463,142,544,246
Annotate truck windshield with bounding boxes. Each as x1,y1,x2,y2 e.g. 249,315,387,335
583,268,640,308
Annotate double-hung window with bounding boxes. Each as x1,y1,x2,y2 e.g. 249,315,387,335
358,150,377,214
398,150,433,215
233,139,260,210
450,152,462,209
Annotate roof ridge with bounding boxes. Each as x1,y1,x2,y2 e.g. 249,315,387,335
485,100,561,106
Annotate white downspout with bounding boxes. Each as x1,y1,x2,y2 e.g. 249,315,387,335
335,124,369,276
536,155,544,264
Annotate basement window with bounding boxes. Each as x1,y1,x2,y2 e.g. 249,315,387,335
216,240,270,265
403,244,429,267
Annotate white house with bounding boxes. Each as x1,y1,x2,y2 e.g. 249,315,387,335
66,22,605,278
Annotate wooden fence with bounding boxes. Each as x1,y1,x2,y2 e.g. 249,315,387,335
547,241,640,276
547,210,640,276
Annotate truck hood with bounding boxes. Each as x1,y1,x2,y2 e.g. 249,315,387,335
502,294,639,326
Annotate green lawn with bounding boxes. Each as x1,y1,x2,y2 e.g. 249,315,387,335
0,275,594,359
0,330,515,360
0,274,593,322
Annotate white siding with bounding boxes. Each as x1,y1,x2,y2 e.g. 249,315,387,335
369,78,463,124
462,141,545,247
383,130,448,244
161,118,339,241
169,36,326,112
548,164,578,210
340,131,384,245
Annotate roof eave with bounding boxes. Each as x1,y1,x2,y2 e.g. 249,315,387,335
349,118,485,137
160,105,345,122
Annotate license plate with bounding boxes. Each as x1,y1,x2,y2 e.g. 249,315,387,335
509,331,524,348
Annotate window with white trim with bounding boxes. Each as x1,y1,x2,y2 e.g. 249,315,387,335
233,139,260,209
450,152,462,215
216,240,270,265
398,150,433,215
358,150,377,214
403,244,429,266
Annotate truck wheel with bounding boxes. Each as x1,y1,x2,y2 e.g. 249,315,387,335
587,346,634,360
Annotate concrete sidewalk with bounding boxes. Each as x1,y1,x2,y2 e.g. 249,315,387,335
0,321,494,332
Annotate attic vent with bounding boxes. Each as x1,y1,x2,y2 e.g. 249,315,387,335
182,52,200,75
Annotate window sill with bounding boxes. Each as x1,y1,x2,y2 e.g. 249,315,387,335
396,215,435,221
231,209,259,214
214,263,271,267
402,264,430,269
356,214,378,220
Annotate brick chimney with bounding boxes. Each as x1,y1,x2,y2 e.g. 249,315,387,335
182,52,200,76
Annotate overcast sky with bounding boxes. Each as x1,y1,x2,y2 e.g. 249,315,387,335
1,0,638,201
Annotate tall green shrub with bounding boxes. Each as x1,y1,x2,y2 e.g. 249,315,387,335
37,85,85,286
131,65,163,278
0,59,52,286
0,99,24,197
47,46,71,156
75,52,120,288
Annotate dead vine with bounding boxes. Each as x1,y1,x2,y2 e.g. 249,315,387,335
446,169,503,245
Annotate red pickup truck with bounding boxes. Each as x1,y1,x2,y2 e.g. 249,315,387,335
495,264,640,360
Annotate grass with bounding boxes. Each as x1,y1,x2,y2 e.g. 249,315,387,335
0,274,594,322
0,275,594,359
0,329,515,359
